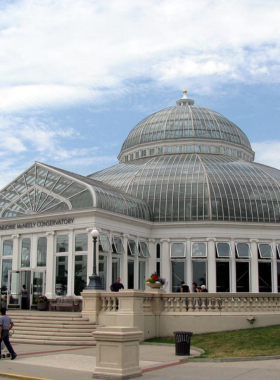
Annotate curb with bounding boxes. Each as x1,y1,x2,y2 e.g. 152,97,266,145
182,355,280,363
0,374,51,380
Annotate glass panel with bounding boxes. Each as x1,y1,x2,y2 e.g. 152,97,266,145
216,243,231,257
32,271,44,304
236,243,251,258
156,243,161,258
236,262,250,292
74,255,87,295
258,243,273,258
172,261,185,292
37,237,47,266
1,259,12,294
3,240,13,256
21,271,31,309
193,261,206,288
192,243,207,258
113,237,125,254
277,244,280,259
75,234,88,252
21,238,31,267
128,260,134,289
55,256,68,295
139,242,150,257
258,262,272,292
216,261,230,292
128,239,139,256
278,262,280,293
99,234,111,252
139,261,146,290
99,255,107,290
112,257,120,284
156,261,161,276
56,235,69,253
171,243,185,258
9,271,21,307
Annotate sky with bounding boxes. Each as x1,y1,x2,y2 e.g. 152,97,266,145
0,0,280,189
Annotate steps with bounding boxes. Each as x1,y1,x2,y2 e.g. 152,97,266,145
8,311,99,346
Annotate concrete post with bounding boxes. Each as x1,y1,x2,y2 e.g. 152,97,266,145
93,326,143,379
11,234,20,270
230,238,236,292
67,230,74,296
160,239,170,292
45,231,56,299
207,238,216,292
81,289,102,323
250,239,259,292
148,239,156,277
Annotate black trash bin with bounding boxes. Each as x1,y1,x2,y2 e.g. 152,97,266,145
173,331,193,355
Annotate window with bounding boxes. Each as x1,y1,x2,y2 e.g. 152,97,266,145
130,154,134,160
37,237,47,266
3,240,13,256
141,150,147,157
216,262,230,292
156,243,161,258
186,145,193,152
216,242,231,257
112,236,125,254
214,146,220,154
157,147,163,154
99,234,111,252
150,148,155,155
55,256,68,295
128,239,139,256
166,146,173,153
74,255,87,296
193,261,206,287
176,146,182,153
75,234,88,252
237,151,242,158
276,244,280,258
236,243,251,258
125,156,128,162
195,145,201,153
171,243,185,258
223,147,228,154
192,243,207,258
258,243,273,258
1,259,12,292
56,235,69,252
21,238,31,267
135,152,139,158
205,146,211,153
139,241,150,257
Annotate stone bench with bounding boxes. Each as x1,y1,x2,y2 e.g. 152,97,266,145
50,296,82,312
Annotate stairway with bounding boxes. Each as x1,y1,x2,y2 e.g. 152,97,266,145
8,311,100,346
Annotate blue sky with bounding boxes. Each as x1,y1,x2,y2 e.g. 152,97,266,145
0,0,280,188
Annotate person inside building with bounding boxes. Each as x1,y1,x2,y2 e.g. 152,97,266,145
192,282,200,292
180,280,190,293
0,308,17,360
110,277,124,292
21,285,28,310
201,285,208,292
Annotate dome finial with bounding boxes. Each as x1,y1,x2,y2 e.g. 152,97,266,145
183,89,187,93
176,89,194,106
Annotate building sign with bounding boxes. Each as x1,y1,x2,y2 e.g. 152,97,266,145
0,218,75,231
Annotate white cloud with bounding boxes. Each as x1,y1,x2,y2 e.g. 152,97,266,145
252,141,280,170
0,0,280,112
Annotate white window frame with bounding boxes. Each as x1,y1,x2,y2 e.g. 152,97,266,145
170,242,185,258
139,241,150,258
258,243,273,259
112,236,125,254
128,239,139,256
216,242,232,258
99,234,111,252
235,243,251,258
192,242,207,258
276,243,280,259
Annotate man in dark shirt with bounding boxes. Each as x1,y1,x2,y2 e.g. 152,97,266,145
0,308,17,360
110,277,124,292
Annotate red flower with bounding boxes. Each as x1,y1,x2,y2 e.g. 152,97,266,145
152,275,158,281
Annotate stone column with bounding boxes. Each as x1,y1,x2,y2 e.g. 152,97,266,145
160,238,170,292
86,228,94,282
45,231,56,299
11,235,20,298
250,239,259,293
11,234,20,270
186,239,191,286
272,240,277,293
121,234,129,290
67,229,74,296
81,289,102,323
148,238,156,276
230,238,236,292
206,238,216,292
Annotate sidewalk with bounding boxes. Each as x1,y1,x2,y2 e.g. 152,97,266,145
0,343,280,380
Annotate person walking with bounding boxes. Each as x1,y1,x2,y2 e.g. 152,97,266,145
0,308,17,360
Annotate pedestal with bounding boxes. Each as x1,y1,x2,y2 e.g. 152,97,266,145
93,326,143,379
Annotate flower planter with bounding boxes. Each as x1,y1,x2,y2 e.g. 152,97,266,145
37,301,48,311
145,282,162,289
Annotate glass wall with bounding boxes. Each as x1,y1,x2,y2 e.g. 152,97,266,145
3,240,13,256
74,255,87,295
139,261,146,290
128,260,134,289
216,262,230,292
236,262,250,292
193,261,207,288
37,237,47,266
99,255,107,290
258,262,272,292
278,262,280,293
75,234,88,252
172,261,185,292
55,256,68,295
112,257,120,284
1,259,12,293
21,238,31,267
56,235,69,253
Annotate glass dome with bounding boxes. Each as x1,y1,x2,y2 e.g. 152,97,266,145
89,154,280,223
120,91,252,156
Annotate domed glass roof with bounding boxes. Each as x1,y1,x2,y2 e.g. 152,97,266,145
121,92,252,153
89,154,280,223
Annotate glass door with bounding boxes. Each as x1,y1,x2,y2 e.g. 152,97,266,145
7,270,21,308
31,270,46,306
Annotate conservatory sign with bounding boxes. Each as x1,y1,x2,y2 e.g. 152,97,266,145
0,218,75,231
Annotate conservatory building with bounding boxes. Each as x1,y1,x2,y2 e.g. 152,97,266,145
1,90,280,309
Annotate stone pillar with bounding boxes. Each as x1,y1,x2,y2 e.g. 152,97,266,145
160,238,170,292
230,238,236,292
11,235,20,298
206,238,216,292
93,327,143,379
45,231,56,299
272,240,277,293
81,289,102,323
121,234,129,290
186,239,191,286
116,290,145,335
11,234,20,270
67,230,74,296
250,239,259,293
148,239,156,277
86,228,94,282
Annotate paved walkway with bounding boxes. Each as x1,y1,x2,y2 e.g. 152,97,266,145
0,343,279,380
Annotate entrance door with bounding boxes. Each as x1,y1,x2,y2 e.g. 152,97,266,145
31,270,46,306
7,270,21,308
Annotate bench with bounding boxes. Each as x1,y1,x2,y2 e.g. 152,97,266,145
50,296,82,312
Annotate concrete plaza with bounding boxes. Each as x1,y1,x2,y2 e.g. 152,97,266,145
0,343,280,380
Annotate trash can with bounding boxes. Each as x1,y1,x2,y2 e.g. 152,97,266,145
173,331,193,355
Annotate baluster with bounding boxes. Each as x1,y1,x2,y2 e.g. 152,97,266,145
185,297,189,312
170,297,175,312
201,297,206,311
101,297,106,311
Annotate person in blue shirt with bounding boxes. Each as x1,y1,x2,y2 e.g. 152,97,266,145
0,308,17,360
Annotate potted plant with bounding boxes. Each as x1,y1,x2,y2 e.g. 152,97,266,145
145,273,166,289
35,295,49,311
